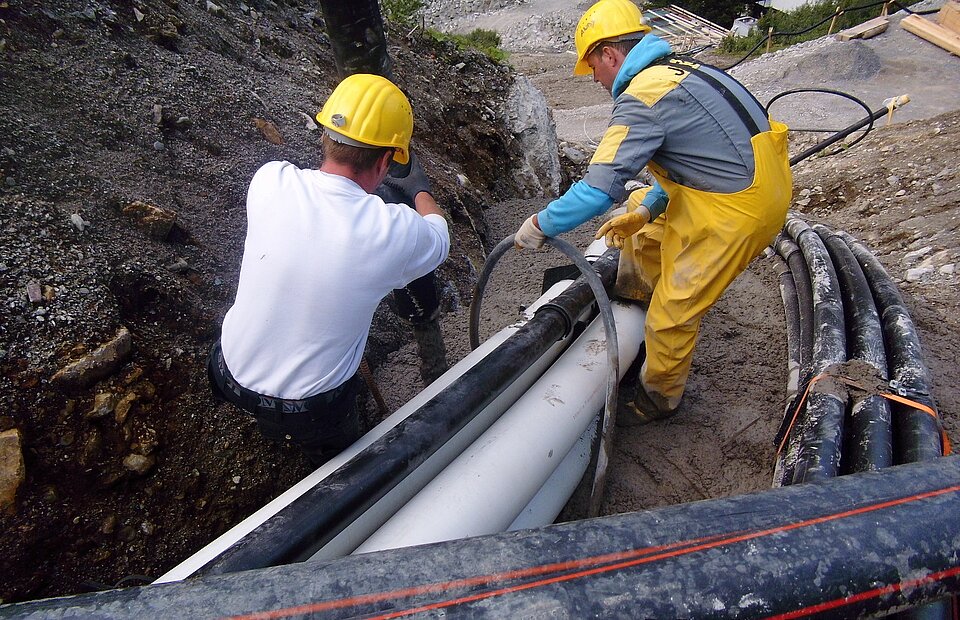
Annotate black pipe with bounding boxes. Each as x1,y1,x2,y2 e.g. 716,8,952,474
838,231,945,464
814,225,893,474
784,217,848,484
318,0,393,79
11,457,960,619
788,96,906,166
192,252,620,576
770,253,802,487
774,233,814,368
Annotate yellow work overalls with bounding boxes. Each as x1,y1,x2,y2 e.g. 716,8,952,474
616,64,792,410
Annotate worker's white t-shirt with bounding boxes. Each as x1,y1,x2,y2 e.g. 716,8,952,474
220,161,450,399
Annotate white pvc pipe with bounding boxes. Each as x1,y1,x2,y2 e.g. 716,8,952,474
155,280,578,583
507,414,598,532
354,302,645,554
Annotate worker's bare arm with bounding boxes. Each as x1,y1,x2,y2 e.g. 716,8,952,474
414,191,445,219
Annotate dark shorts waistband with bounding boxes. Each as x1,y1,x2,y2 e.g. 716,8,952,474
208,342,351,415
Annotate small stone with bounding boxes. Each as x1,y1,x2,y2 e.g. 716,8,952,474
232,476,241,484
87,392,119,420
122,453,155,475
25,281,42,304
0,429,25,513
133,7,145,21
122,200,177,240
153,141,165,151
4,177,14,187
101,514,117,534
906,266,934,282
70,212,91,232
206,1,225,17
165,258,191,273
114,392,138,425
152,104,163,126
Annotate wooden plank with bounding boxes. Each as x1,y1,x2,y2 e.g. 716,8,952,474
937,0,960,35
901,13,960,56
836,16,889,41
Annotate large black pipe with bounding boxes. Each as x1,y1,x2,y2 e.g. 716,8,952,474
192,252,620,576
318,0,393,78
784,217,848,483
814,225,893,473
838,231,945,464
9,457,960,619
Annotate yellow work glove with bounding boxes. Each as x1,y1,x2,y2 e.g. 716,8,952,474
514,214,547,250
595,206,650,249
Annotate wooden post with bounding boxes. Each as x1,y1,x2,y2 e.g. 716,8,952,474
828,6,842,36
881,2,889,17
766,27,774,53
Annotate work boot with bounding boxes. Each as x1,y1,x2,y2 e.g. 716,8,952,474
412,318,449,385
623,384,678,425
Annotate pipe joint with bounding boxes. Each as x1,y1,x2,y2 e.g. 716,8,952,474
534,302,575,338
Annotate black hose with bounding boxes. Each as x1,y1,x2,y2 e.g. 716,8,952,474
470,237,621,519
787,94,903,166
784,217,848,484
722,0,930,71
774,233,815,367
814,225,893,473
837,231,945,464
763,89,874,163
770,252,802,487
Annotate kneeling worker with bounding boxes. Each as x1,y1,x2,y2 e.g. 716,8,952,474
209,74,450,465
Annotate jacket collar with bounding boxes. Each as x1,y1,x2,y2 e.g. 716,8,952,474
611,34,673,99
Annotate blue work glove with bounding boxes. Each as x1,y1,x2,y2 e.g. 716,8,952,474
383,152,432,202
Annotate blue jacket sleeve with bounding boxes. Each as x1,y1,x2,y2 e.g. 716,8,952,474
641,182,669,221
536,181,614,237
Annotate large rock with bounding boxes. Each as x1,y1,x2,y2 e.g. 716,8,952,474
51,327,133,393
505,74,561,199
0,428,25,513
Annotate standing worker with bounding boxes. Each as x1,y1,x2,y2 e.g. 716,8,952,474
514,0,792,423
208,74,450,465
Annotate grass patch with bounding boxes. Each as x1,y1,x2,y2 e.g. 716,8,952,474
427,28,510,63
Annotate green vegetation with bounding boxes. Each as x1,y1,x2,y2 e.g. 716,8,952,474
427,28,510,63
382,0,425,27
380,0,508,63
719,0,885,55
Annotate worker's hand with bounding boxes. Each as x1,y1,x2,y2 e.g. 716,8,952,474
514,215,547,250
595,207,650,249
383,152,432,200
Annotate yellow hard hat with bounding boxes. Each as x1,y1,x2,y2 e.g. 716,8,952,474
316,74,413,164
574,0,651,76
